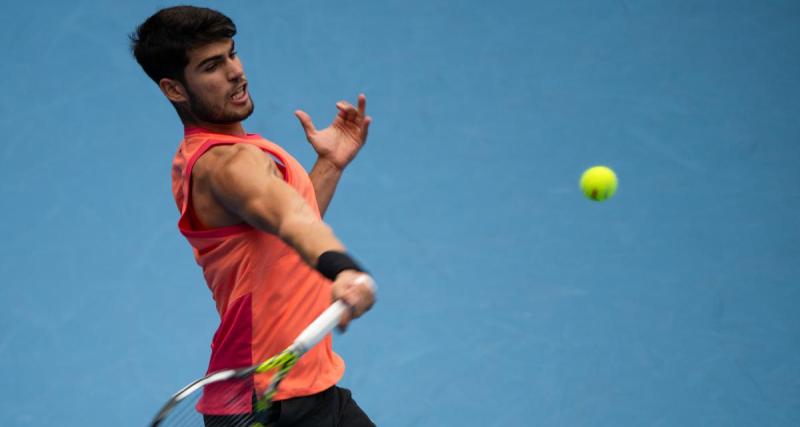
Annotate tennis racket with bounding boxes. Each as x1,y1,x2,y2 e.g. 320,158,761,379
149,296,356,427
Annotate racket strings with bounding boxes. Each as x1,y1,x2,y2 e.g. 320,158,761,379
155,376,257,426
154,356,296,427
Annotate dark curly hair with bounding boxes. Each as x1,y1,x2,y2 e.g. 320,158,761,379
130,6,236,84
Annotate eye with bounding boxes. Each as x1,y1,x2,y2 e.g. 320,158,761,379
230,50,238,58
205,63,218,72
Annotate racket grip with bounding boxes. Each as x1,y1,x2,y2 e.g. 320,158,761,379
292,300,348,355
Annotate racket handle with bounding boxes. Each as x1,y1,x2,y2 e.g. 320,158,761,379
292,300,348,355
292,275,376,355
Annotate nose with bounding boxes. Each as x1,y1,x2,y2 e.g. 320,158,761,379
227,57,245,81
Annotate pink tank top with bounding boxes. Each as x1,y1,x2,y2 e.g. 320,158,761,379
171,127,344,414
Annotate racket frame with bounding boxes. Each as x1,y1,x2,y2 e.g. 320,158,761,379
149,299,353,426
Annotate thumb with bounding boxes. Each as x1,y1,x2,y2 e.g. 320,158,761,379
294,110,317,135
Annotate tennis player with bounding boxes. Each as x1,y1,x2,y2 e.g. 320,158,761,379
131,6,376,426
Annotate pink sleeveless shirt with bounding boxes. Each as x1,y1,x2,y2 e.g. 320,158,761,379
171,127,344,414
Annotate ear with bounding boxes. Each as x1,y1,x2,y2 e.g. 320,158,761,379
158,78,188,103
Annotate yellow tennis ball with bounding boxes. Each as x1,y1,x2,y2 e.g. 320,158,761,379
580,166,618,201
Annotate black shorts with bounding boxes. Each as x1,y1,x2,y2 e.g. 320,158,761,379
203,386,375,427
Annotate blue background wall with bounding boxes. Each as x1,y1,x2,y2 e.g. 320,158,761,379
1,1,798,425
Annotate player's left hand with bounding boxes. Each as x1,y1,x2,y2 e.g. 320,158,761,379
295,93,372,170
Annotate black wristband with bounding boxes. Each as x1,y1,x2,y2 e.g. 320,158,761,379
316,251,363,281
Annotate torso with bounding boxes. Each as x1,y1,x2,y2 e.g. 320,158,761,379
172,129,344,405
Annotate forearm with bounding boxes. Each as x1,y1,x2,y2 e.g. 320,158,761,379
277,213,346,266
309,158,344,217
238,192,345,266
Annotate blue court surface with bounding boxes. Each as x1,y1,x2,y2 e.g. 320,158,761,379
1,1,799,426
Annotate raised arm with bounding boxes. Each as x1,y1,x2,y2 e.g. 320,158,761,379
295,94,372,216
193,143,374,328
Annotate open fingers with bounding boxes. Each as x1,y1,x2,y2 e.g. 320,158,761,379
357,93,366,117
294,110,317,135
335,94,368,124
362,116,372,143
336,101,358,122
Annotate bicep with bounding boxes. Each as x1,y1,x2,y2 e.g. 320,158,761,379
204,145,309,233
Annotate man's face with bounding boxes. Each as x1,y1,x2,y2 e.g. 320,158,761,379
181,39,253,124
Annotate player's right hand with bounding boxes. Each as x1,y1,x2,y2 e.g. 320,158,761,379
331,271,376,331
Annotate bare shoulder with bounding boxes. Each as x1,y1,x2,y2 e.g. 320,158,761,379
188,143,277,228
194,143,277,180
194,143,257,170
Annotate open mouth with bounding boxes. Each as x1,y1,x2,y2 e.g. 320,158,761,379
230,84,248,102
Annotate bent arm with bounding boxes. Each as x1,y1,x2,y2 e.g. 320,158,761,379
295,94,372,217
205,144,345,265
196,144,375,327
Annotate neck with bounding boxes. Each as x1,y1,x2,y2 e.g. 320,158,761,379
186,119,246,136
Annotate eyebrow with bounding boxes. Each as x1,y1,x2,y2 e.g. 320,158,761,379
195,41,236,71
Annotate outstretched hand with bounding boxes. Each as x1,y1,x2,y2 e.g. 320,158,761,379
295,94,372,170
